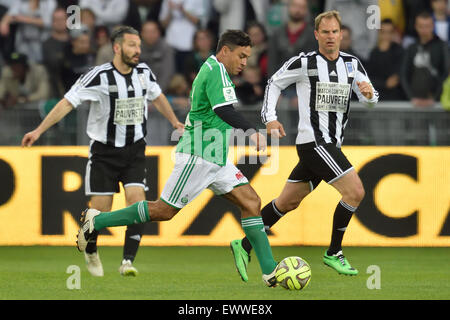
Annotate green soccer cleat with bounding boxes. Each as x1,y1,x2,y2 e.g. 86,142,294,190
230,239,250,282
323,250,358,276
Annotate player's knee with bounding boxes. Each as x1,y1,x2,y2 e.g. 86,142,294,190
277,190,308,213
280,199,301,212
149,200,179,221
243,193,261,217
347,185,365,206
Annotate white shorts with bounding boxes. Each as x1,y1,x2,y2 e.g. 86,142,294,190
160,153,249,209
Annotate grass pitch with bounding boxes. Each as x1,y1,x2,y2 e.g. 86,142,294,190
0,246,448,300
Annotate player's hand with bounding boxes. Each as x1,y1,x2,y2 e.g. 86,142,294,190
249,132,267,152
356,81,373,99
173,121,185,135
266,120,286,138
21,130,40,147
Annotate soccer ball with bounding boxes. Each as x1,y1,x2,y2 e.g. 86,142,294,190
275,256,311,290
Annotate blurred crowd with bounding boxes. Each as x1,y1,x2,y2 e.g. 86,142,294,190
0,0,450,112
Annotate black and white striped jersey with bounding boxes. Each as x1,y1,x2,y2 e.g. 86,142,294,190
65,62,162,147
261,51,379,148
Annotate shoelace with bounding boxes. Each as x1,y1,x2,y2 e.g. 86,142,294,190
87,254,100,265
337,254,346,266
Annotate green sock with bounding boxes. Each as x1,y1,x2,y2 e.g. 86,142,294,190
241,217,278,275
93,201,150,231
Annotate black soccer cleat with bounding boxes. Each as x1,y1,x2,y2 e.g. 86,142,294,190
76,208,100,252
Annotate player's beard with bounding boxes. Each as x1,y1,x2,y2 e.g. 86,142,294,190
289,13,305,23
121,48,139,68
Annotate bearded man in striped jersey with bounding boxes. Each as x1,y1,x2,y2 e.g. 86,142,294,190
22,26,184,277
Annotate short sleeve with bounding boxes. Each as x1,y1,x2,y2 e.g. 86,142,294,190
64,72,102,108
206,65,238,110
270,54,306,90
145,69,162,101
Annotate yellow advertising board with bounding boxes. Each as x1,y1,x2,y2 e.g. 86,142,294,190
0,146,448,246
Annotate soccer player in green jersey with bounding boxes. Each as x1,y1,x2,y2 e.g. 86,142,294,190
76,30,280,287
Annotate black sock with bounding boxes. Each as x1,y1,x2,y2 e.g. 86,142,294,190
85,230,99,254
123,224,144,262
327,200,357,256
241,199,285,254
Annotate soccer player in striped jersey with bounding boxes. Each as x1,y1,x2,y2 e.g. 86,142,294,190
231,10,379,279
75,30,282,287
22,26,184,277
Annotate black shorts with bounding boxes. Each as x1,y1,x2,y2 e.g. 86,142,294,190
85,139,148,195
288,143,354,188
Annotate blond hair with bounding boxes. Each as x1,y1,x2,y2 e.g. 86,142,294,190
314,10,342,31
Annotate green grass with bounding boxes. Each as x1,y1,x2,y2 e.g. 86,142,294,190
0,246,448,300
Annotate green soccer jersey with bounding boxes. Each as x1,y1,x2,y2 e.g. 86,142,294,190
176,55,238,166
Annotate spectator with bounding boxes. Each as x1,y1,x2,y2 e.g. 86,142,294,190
213,0,269,36
340,25,359,58
235,66,265,105
266,0,288,36
78,0,129,29
140,20,175,92
42,7,69,99
379,0,406,42
159,0,206,73
431,0,450,46
401,12,449,107
183,28,215,85
61,26,95,91
0,0,13,60
402,0,432,48
166,73,190,110
367,19,406,101
0,52,50,108
0,0,57,63
268,0,316,77
246,22,268,80
80,8,96,35
325,0,378,61
95,26,114,65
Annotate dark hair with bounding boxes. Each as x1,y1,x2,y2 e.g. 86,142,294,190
416,11,433,21
341,24,351,35
193,28,214,50
381,18,394,25
142,20,163,34
216,29,251,54
110,25,140,44
246,21,268,42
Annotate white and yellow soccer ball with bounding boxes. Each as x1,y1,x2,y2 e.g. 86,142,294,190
275,256,311,290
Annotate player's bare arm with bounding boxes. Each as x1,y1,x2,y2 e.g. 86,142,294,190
151,93,185,132
249,131,267,152
21,98,74,147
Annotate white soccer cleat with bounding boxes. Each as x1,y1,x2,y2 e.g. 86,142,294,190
262,265,278,287
84,251,104,277
119,259,138,277
76,208,100,252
